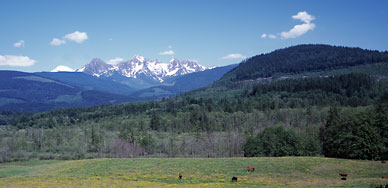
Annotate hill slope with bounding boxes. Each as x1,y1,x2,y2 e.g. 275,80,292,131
36,72,135,95
0,64,238,112
0,71,134,112
219,44,388,83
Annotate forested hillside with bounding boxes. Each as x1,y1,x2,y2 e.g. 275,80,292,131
36,72,135,95
1,73,387,161
220,44,388,82
1,45,388,162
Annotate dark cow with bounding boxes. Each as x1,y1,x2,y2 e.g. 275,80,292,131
247,166,255,172
382,176,388,179
341,177,347,181
179,173,182,180
231,176,238,182
339,173,348,177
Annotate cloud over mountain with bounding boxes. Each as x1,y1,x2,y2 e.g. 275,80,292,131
0,55,36,67
222,54,246,59
159,50,175,55
50,31,88,46
261,11,316,39
281,11,316,39
107,57,124,65
64,31,88,43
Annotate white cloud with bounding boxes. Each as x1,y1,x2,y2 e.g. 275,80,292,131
50,31,88,46
261,11,316,40
222,54,246,60
13,40,25,48
281,11,316,39
0,55,36,67
188,59,199,63
262,33,277,39
50,38,66,46
108,57,124,65
51,65,75,72
280,22,315,39
63,31,88,43
159,50,175,55
292,11,315,23
268,34,277,39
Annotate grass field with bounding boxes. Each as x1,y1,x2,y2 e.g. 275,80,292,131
0,157,387,187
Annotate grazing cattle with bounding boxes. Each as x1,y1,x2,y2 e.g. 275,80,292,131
339,173,348,177
232,176,238,182
382,176,388,179
247,166,255,172
179,173,182,180
382,161,387,163
341,177,347,181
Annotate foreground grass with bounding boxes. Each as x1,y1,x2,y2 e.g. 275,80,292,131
0,157,387,187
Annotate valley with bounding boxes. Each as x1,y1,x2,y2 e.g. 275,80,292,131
0,157,387,187
2,1,388,187
1,44,388,162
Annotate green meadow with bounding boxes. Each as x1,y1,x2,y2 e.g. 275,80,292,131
0,157,387,187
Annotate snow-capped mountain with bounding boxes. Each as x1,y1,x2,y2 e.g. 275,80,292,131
76,56,207,82
51,65,75,72
77,58,115,77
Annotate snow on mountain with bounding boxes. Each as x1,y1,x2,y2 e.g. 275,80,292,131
51,65,75,72
77,58,114,77
76,56,208,82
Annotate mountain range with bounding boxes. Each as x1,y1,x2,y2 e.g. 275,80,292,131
75,56,208,89
2,44,388,112
0,56,233,112
131,64,237,98
7,44,388,164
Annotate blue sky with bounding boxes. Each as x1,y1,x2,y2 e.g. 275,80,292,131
1,0,388,72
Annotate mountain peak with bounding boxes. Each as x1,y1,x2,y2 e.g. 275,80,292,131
76,58,113,77
90,58,106,65
77,56,208,82
169,58,178,63
134,55,145,63
51,65,75,72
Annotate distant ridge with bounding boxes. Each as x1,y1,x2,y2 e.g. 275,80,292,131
219,44,388,83
0,70,134,112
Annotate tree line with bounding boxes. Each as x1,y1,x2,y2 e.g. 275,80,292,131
222,44,388,81
244,93,388,160
0,73,387,162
